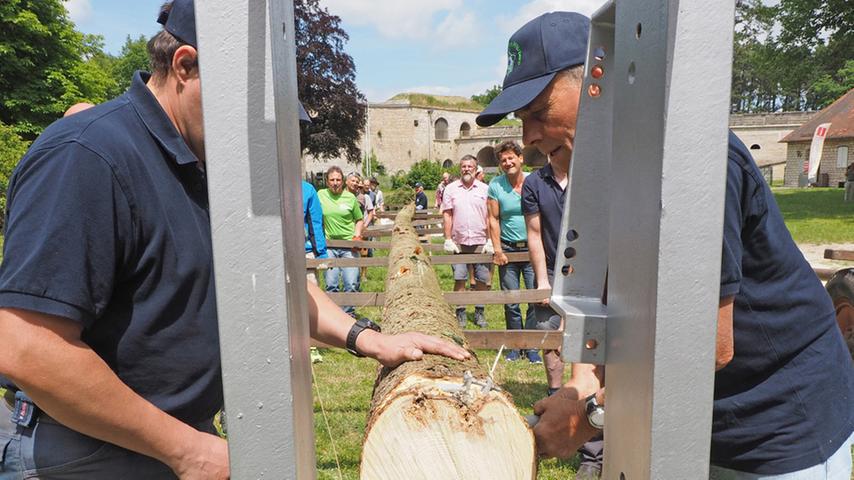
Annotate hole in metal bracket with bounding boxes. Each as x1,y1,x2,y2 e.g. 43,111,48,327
628,62,636,85
585,339,599,350
588,84,601,97
621,474,627,480
566,229,579,242
593,46,606,61
561,265,574,276
564,247,576,259
636,23,642,39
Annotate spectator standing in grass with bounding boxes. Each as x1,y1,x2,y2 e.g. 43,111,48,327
487,141,542,364
442,155,493,328
414,182,428,210
303,180,328,285
435,171,451,208
319,166,364,317
348,172,374,226
370,177,385,212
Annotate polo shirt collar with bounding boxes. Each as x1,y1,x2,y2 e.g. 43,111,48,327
128,71,199,166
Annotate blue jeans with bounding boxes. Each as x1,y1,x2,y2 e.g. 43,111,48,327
325,247,360,316
709,432,853,480
0,396,215,479
498,243,535,330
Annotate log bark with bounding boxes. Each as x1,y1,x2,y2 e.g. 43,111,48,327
360,204,536,480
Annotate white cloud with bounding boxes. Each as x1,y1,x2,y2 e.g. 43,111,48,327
64,0,92,24
497,0,601,34
434,10,479,49
321,0,463,40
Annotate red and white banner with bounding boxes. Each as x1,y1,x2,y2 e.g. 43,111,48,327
806,123,831,184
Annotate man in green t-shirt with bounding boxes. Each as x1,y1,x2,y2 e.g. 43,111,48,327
318,166,364,316
487,141,542,364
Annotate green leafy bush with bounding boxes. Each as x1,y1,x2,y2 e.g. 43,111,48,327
0,122,29,227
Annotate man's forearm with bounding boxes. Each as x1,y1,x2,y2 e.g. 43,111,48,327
488,216,502,252
354,220,364,238
443,211,453,240
0,309,205,471
528,232,550,286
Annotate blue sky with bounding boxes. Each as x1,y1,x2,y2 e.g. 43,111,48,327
65,0,602,102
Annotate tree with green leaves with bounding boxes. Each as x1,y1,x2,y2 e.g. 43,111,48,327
111,35,151,95
471,85,502,106
1,0,85,137
295,0,366,163
0,121,29,227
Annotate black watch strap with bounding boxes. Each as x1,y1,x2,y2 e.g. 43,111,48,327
346,318,381,357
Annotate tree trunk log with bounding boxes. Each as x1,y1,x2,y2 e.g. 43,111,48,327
360,204,536,479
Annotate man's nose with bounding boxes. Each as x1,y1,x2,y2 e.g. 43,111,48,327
522,121,541,149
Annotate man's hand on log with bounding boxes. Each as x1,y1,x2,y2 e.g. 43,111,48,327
357,330,471,368
443,239,461,254
532,385,600,459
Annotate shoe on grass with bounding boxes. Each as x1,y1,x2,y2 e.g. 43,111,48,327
474,308,487,328
505,349,521,361
456,308,467,328
526,350,543,364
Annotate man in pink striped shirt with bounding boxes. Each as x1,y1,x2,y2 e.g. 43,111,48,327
441,155,494,328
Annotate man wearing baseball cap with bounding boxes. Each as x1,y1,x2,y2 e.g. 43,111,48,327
483,11,854,480
0,1,469,477
478,12,604,478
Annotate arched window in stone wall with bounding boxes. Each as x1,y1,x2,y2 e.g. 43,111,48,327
442,159,453,168
477,146,498,167
522,146,548,167
434,118,449,140
460,122,471,138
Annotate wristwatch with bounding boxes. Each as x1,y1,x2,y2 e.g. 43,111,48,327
346,318,382,357
584,392,605,430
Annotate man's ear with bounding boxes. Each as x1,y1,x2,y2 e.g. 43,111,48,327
171,45,199,84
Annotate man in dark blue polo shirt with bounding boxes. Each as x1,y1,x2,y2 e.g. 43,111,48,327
0,1,469,478
478,10,854,479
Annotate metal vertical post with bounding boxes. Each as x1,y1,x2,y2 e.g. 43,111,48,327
554,0,734,478
197,0,315,477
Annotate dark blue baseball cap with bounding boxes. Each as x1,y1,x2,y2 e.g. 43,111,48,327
156,0,311,123
157,0,197,48
476,12,590,127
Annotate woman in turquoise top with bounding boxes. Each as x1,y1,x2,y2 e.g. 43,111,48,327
487,141,542,363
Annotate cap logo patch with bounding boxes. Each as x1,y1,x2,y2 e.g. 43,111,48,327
506,40,523,75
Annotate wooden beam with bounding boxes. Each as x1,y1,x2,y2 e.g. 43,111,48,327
814,267,836,281
823,249,854,261
375,211,442,219
362,227,445,238
312,329,564,350
323,289,550,307
463,330,564,350
306,251,531,268
325,239,444,251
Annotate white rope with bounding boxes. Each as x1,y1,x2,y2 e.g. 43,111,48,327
310,360,343,480
489,344,506,380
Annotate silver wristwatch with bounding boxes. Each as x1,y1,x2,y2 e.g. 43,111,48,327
584,393,605,430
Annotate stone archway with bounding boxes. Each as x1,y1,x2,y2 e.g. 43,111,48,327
434,118,449,140
460,122,471,138
522,146,548,167
477,146,498,167
442,159,453,168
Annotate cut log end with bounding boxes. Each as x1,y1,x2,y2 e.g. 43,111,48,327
361,375,535,480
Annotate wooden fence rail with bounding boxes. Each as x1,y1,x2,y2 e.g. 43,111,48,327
311,329,564,350
824,249,854,262
325,289,550,307
306,252,529,269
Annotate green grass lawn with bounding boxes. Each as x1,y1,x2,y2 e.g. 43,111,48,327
771,187,854,244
